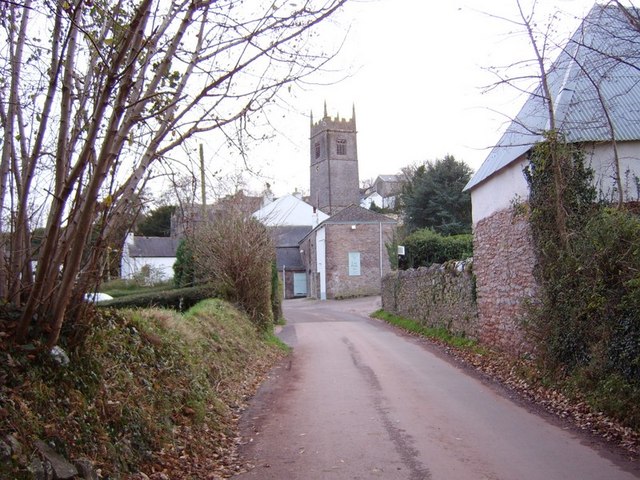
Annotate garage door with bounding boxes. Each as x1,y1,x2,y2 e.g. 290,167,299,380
293,272,307,296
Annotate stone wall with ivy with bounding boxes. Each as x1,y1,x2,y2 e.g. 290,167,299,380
381,260,478,338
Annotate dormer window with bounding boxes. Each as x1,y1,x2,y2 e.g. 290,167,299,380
336,138,347,155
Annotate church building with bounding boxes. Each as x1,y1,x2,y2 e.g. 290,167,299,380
302,103,396,299
309,103,360,215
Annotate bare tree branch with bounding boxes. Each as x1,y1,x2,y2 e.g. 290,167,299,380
2,0,349,347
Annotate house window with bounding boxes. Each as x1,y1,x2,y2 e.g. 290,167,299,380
315,142,320,158
336,138,347,155
348,252,361,276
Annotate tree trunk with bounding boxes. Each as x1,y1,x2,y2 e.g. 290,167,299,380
0,1,31,301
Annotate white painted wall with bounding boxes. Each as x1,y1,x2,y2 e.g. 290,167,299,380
361,191,397,209
120,233,175,282
586,141,640,203
316,226,326,300
471,141,640,225
471,156,530,225
360,192,383,209
121,256,175,282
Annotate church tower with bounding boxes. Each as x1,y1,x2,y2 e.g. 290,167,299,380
309,102,360,215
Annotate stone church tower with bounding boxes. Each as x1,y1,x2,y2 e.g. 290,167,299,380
309,103,360,215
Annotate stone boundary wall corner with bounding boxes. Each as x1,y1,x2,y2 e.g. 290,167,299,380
381,260,478,338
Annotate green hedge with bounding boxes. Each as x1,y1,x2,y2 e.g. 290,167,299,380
97,285,215,311
400,229,473,269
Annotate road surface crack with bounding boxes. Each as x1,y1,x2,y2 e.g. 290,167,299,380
343,337,432,480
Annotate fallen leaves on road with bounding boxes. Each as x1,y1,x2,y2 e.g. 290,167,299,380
429,339,639,459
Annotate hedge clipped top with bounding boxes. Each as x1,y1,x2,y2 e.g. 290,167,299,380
98,285,215,311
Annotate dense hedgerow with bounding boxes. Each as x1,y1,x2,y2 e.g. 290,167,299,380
525,133,640,428
98,285,214,311
399,228,473,269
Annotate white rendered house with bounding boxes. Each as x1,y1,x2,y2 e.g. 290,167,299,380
120,233,179,283
463,4,640,353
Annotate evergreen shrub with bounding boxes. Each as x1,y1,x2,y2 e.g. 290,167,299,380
525,132,640,428
401,228,472,269
173,239,195,288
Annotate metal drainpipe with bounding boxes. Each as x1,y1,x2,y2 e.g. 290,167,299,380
379,222,383,278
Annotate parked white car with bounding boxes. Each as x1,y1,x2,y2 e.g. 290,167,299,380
84,292,114,303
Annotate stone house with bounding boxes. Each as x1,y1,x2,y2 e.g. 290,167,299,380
464,4,640,354
373,174,405,209
300,204,396,300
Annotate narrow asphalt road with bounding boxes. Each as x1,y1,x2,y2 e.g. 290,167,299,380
233,297,639,480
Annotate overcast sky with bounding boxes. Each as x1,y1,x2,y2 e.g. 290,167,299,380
203,0,602,197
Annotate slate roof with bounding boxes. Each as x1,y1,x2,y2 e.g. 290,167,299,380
270,226,313,247
128,236,179,257
321,204,397,225
276,247,305,270
267,226,311,270
465,4,640,191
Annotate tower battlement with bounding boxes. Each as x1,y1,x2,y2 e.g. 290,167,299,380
309,102,359,215
310,103,357,137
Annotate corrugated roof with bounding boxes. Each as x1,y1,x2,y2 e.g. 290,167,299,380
129,236,179,257
465,4,640,191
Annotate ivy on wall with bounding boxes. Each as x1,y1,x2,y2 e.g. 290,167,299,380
524,131,640,427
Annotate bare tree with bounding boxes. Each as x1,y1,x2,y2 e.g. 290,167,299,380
515,0,571,245
189,207,275,331
484,0,640,242
0,0,348,347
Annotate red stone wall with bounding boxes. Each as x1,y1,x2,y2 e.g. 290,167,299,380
381,261,477,338
299,235,318,298
473,208,538,355
325,223,394,298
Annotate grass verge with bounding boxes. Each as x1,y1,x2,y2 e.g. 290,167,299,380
0,299,286,479
371,309,480,350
